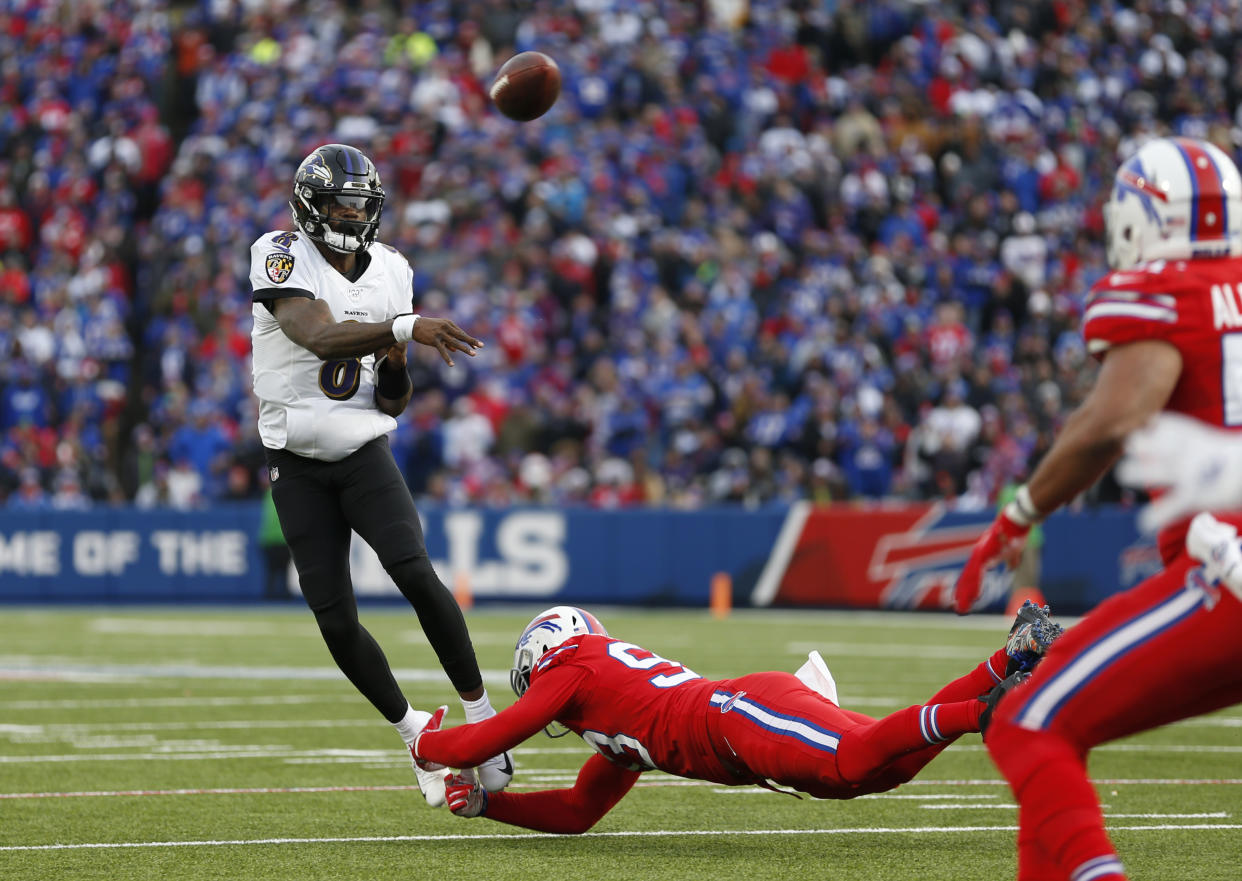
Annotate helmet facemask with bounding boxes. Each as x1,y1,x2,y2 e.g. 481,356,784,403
293,187,384,254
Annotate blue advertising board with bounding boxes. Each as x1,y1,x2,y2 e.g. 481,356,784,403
0,506,264,602
1038,506,1161,611
0,503,1159,612
0,505,788,605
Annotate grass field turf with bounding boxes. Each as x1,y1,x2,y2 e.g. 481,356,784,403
1,606,1238,881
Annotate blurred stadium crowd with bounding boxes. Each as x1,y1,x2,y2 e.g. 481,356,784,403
2,0,1240,511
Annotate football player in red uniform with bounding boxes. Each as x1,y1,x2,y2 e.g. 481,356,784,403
405,603,1060,832
954,136,1242,881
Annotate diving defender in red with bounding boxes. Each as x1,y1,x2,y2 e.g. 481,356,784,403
410,604,1059,833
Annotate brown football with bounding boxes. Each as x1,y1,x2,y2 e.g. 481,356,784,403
489,51,561,121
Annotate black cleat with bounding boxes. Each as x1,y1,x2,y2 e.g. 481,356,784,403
979,670,1029,737
1005,599,1064,675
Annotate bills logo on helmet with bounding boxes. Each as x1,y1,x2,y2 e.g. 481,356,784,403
1115,158,1167,228
519,607,604,647
266,253,295,284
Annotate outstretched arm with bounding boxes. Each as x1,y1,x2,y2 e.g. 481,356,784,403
456,753,641,834
415,666,588,769
273,297,407,360
273,298,482,363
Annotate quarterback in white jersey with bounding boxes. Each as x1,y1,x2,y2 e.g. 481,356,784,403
248,144,512,807
249,227,415,460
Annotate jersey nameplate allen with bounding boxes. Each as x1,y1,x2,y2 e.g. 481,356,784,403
1210,283,1242,330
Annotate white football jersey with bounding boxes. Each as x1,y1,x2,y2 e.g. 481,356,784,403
249,229,414,461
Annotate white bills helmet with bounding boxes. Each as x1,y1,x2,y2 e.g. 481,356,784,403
1104,136,1242,270
510,606,607,698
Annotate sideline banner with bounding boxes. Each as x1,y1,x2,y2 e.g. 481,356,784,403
0,507,262,601
0,503,1154,613
750,502,1156,614
751,502,1003,611
340,506,785,604
0,506,786,605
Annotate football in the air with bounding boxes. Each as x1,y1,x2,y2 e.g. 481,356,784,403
489,51,561,121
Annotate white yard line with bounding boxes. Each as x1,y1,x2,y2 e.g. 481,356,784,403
1104,813,1230,819
2,823,1239,852
917,807,1229,820
12,743,1239,764
0,695,333,711
1174,716,1242,728
862,793,999,800
907,778,1242,786
888,744,1242,755
0,750,393,764
0,662,512,686
0,785,422,800
0,721,590,756
785,641,988,659
2,778,1236,801
86,619,286,637
1097,744,1242,754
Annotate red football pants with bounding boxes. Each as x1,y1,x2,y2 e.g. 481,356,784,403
707,650,1006,799
987,556,1242,881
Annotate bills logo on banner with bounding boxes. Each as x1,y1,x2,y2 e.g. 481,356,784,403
1118,540,1162,587
751,502,1010,611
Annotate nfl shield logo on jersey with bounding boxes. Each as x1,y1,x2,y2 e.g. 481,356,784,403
266,253,295,284
269,466,279,482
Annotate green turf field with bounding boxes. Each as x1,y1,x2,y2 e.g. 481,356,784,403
1,605,1238,881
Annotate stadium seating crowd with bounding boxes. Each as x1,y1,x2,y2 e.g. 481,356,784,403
3,0,1240,510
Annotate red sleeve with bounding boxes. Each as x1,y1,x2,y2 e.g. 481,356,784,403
481,753,641,834
1081,273,1180,357
415,664,588,769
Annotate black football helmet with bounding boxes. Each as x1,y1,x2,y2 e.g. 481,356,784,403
289,144,386,253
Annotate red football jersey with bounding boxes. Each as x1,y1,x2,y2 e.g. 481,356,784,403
523,634,741,781
1083,255,1242,559
419,634,739,783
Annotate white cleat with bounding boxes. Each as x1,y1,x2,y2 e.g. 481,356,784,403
410,749,447,807
475,749,514,792
795,650,839,705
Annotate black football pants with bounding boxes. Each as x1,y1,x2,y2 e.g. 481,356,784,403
265,437,482,721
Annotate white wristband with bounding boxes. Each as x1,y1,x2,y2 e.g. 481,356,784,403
1005,484,1044,527
392,313,420,344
